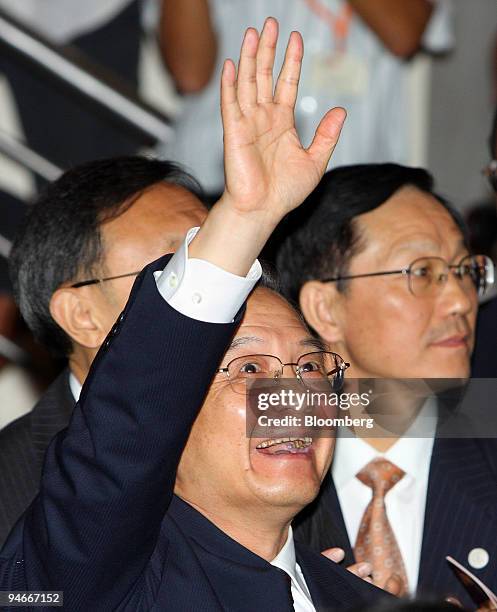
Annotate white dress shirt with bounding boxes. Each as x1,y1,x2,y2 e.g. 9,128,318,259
271,527,316,612
68,228,316,610
332,399,437,593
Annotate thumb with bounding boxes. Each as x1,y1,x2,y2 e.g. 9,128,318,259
306,107,346,173
321,547,345,563
384,574,404,597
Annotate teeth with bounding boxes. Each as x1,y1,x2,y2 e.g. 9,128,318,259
256,436,312,450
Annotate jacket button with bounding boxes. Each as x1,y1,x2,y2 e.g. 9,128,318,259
468,548,489,569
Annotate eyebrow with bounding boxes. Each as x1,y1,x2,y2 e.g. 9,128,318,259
225,336,264,354
299,336,327,352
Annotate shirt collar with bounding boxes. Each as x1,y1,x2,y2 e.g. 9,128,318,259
332,397,437,488
69,371,82,402
270,526,297,576
270,526,310,598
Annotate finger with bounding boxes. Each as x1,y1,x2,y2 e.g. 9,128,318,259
221,59,242,125
444,596,463,609
306,107,346,172
321,547,345,563
346,562,372,579
274,30,303,108
256,17,278,103
236,27,259,110
384,574,404,597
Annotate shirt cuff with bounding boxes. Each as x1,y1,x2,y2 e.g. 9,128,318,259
154,227,262,323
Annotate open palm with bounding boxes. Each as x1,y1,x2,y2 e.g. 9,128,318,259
220,18,346,224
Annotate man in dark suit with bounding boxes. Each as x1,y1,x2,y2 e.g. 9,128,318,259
0,18,391,611
0,156,207,546
276,163,497,608
472,105,497,376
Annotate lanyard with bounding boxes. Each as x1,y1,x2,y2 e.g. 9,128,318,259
303,0,353,53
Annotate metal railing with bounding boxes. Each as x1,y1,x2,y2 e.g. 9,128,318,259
0,8,173,146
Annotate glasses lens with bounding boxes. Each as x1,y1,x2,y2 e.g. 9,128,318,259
409,258,448,296
297,352,346,391
226,355,281,393
459,255,495,296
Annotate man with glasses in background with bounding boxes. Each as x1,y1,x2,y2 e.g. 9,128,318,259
0,158,207,546
472,106,497,377
276,163,497,607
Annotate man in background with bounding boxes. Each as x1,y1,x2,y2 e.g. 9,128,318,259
277,163,497,608
0,156,207,545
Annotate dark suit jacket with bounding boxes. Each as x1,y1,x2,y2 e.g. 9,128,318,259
472,296,497,377
294,436,497,609
0,256,387,611
0,371,73,546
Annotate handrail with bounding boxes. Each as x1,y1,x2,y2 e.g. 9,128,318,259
0,9,174,146
0,233,11,258
0,333,28,365
0,129,62,182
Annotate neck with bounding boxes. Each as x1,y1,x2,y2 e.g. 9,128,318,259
68,346,95,386
177,494,292,561
346,377,429,452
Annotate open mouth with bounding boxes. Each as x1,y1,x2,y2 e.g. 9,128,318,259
255,436,313,455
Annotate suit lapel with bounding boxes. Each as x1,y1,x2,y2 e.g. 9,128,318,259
294,472,355,565
296,543,388,611
418,437,497,605
30,370,74,465
167,496,293,612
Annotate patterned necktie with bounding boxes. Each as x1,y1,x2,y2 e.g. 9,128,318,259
354,458,409,595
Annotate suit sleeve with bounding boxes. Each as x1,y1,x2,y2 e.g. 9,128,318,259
0,255,242,611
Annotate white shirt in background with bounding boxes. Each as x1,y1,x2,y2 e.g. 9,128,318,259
160,0,453,193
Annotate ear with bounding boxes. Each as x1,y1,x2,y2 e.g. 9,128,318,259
49,287,108,350
299,280,345,345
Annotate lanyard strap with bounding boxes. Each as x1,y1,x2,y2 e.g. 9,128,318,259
303,0,353,52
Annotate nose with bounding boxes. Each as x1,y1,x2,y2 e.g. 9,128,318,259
438,270,476,317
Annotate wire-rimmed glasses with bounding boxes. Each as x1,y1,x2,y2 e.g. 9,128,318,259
321,254,494,297
217,350,349,394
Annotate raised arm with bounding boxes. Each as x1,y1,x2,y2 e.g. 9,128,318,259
0,18,344,610
349,0,434,58
159,0,217,93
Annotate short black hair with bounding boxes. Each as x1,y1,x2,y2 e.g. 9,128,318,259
490,105,497,157
276,163,466,305
10,156,201,356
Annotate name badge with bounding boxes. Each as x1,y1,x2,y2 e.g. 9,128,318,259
310,52,369,97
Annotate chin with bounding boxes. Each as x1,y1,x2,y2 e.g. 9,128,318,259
253,475,321,510
427,362,470,381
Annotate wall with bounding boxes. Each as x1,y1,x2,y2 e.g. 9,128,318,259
429,0,496,211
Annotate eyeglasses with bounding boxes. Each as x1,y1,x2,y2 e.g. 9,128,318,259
70,271,141,289
321,254,494,297
482,160,497,192
217,350,350,394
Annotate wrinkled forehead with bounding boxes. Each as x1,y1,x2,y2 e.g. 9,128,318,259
227,287,324,357
355,187,465,261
